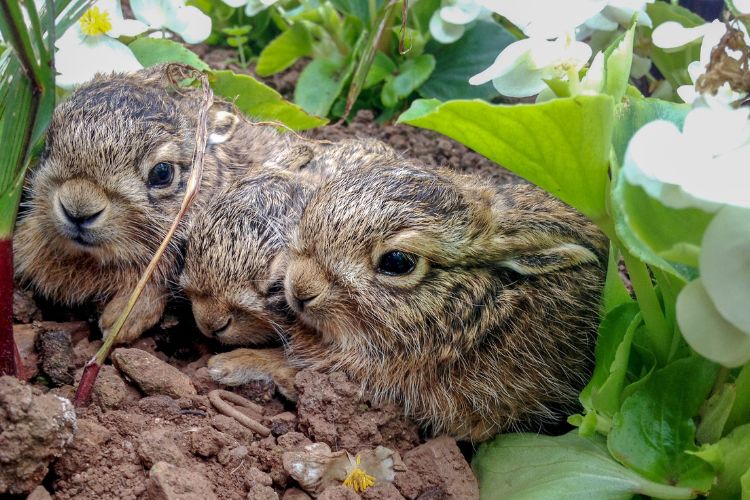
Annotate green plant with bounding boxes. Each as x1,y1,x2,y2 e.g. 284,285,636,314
0,0,90,377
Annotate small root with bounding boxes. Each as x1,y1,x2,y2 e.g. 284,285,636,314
208,389,271,437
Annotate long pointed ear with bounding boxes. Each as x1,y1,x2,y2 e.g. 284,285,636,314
464,183,607,275
208,109,240,145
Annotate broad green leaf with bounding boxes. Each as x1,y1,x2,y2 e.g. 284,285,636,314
329,0,376,25
603,23,635,102
726,364,750,435
473,431,699,499
646,2,704,89
608,356,719,492
210,70,327,130
364,51,396,89
381,54,435,107
295,57,355,117
256,23,313,77
410,0,440,34
743,468,750,499
129,38,209,72
697,384,736,445
420,21,516,101
602,245,632,314
398,96,614,222
693,423,750,499
591,307,642,417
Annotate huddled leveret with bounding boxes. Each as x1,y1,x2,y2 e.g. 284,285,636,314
182,140,608,441
13,65,300,343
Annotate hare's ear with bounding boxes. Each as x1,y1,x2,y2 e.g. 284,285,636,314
496,241,600,275
208,109,240,145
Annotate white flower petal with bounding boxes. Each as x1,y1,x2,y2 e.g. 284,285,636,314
440,2,481,25
469,38,538,85
108,18,148,37
130,0,171,29
651,21,710,51
630,53,651,78
682,105,750,159
699,20,729,64
735,0,750,14
167,5,212,43
484,0,607,39
622,120,721,211
580,51,605,94
676,84,698,104
56,35,142,89
584,12,619,32
677,278,750,368
429,11,465,44
260,0,279,6
700,206,750,334
245,0,269,16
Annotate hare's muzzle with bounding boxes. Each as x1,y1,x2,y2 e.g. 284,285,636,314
284,258,328,315
54,179,110,247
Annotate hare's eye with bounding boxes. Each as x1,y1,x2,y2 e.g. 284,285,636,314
377,250,416,276
148,162,174,188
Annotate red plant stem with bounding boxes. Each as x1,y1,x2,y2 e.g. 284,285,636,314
0,238,23,378
72,360,100,407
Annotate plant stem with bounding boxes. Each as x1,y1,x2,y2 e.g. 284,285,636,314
0,238,24,378
620,248,672,366
725,362,750,434
637,479,697,500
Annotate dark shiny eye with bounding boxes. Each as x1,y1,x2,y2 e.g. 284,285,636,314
147,162,174,188
377,250,416,276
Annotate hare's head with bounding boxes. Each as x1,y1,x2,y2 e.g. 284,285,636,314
285,154,608,357
181,172,311,345
22,65,241,267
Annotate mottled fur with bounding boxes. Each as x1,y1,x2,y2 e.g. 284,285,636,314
14,66,296,342
278,143,608,441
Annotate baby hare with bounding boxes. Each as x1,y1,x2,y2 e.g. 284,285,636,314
181,168,313,396
14,65,296,343
279,144,609,441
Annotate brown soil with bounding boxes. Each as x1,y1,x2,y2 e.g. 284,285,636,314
2,47,494,499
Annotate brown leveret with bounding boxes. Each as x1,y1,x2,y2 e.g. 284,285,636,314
280,143,608,441
14,65,297,343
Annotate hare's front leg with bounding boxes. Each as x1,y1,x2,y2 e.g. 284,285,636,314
208,347,298,400
100,283,167,344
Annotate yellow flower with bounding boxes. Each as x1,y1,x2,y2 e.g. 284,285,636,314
343,455,376,493
79,6,113,36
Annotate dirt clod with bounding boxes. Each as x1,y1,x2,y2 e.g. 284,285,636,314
295,370,420,454
147,461,217,500
247,483,280,500
91,365,141,410
36,328,75,386
27,485,53,500
13,289,42,323
361,483,405,500
13,324,39,379
318,485,362,500
0,376,76,495
396,437,479,499
112,347,197,398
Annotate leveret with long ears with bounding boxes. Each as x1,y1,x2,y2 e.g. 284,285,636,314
14,65,296,343
276,144,608,441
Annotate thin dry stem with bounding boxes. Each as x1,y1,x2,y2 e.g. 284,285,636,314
208,390,271,437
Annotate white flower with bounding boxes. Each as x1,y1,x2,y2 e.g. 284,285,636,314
469,35,592,97
677,206,750,367
582,0,654,33
130,0,211,44
484,0,607,39
429,0,490,44
55,0,146,89
222,0,280,17
652,19,748,105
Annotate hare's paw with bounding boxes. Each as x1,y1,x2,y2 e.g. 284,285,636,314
100,285,167,344
208,348,298,400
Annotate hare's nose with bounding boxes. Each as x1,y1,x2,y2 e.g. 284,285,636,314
59,201,104,228
292,292,320,312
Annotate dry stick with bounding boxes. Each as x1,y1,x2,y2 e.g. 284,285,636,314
73,67,214,407
208,390,271,437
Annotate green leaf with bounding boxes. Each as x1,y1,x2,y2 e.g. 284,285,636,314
364,51,396,89
602,245,632,314
410,0,440,34
420,20,517,101
256,23,313,77
693,423,750,499
210,70,327,130
398,95,614,222
646,2,704,89
222,25,252,36
129,38,209,72
603,23,635,102
581,304,641,416
381,54,435,107
329,0,375,25
608,356,719,492
726,364,750,435
697,384,736,445
473,431,699,499
295,57,355,117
